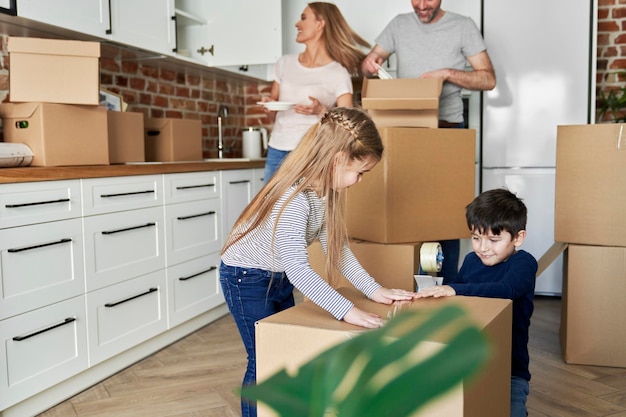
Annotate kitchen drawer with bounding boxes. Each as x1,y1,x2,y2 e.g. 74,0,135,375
163,171,220,204
83,206,165,292
167,253,223,328
0,218,84,320
86,270,167,366
164,199,221,266
0,180,81,229
0,296,88,410
81,175,163,216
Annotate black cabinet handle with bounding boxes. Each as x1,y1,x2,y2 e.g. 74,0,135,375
5,198,70,208
179,266,217,281
100,190,155,198
8,238,72,253
105,287,158,308
177,211,215,221
105,0,112,34
13,317,76,341
101,222,156,235
229,180,250,185
175,184,215,190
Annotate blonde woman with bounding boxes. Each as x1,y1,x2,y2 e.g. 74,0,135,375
261,2,370,182
220,108,416,417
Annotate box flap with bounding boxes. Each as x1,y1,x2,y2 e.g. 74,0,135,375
362,77,442,99
8,37,101,58
362,97,440,110
536,241,568,277
144,118,170,131
0,102,41,119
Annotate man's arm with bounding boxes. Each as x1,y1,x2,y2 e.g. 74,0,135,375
421,50,496,91
361,45,391,77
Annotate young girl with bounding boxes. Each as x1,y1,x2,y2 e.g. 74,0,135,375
220,107,416,417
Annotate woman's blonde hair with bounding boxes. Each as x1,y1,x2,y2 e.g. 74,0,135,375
222,107,383,282
309,2,370,77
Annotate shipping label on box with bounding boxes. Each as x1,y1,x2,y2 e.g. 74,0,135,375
555,124,626,247
0,102,109,166
256,287,512,417
347,127,475,244
361,77,442,128
144,118,202,162
8,37,100,105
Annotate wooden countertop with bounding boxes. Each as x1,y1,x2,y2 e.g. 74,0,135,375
0,160,266,184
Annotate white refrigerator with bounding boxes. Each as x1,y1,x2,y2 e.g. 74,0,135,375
481,0,595,295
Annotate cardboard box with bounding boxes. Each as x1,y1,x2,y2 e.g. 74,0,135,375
108,111,145,164
0,102,109,166
555,124,626,247
144,118,202,162
257,287,512,417
361,77,442,128
8,37,100,105
347,127,475,243
307,240,421,291
560,244,626,367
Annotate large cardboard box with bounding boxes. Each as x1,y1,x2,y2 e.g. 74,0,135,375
560,244,626,367
307,240,421,291
257,287,512,417
361,77,442,128
347,127,475,244
0,102,109,166
555,124,626,247
7,37,100,105
108,111,145,164
144,118,202,162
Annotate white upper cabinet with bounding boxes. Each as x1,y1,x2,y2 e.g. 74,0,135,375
17,0,111,38
174,0,281,67
108,0,176,56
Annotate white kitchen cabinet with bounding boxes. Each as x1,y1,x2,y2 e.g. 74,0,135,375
221,169,255,239
163,171,220,204
252,167,265,196
16,0,110,38
174,0,281,67
108,0,176,56
82,175,163,216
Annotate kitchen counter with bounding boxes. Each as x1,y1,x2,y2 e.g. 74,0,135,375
0,159,266,184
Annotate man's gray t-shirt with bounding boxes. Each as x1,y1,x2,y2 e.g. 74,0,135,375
375,11,486,123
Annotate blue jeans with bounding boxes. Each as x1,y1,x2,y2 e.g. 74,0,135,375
219,261,295,417
263,146,291,184
511,376,529,417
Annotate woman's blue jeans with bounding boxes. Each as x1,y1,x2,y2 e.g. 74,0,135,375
219,261,295,417
510,376,529,417
263,146,291,184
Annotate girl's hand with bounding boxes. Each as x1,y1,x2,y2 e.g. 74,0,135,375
294,96,326,116
370,287,418,305
343,306,385,328
413,285,456,299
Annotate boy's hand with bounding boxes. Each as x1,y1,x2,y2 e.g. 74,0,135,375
371,287,417,304
413,285,456,299
343,306,385,328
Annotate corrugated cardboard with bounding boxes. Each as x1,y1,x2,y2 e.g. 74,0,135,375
107,111,145,164
560,244,626,367
144,118,202,162
555,124,626,247
361,77,442,128
307,240,421,291
347,127,475,243
7,37,100,105
536,241,568,277
257,287,512,417
0,102,109,166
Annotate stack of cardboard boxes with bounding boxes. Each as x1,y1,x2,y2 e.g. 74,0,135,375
552,123,626,368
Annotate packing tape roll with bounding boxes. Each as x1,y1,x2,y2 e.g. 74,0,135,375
420,242,443,273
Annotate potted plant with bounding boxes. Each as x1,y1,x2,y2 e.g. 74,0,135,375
597,74,626,122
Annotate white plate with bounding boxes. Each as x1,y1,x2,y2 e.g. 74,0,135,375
257,101,297,111
375,64,393,80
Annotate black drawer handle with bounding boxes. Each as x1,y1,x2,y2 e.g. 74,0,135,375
13,317,76,341
179,266,217,281
8,238,72,253
229,180,250,185
105,287,158,308
175,184,216,190
177,211,216,220
101,222,156,235
100,190,155,198
5,198,70,208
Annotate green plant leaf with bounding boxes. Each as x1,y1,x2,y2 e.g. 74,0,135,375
241,304,491,417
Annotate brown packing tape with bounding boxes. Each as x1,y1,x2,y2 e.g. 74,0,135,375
536,241,568,277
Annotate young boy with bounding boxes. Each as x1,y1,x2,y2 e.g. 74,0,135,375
415,188,537,417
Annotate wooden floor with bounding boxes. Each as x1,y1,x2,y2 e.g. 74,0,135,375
37,296,626,417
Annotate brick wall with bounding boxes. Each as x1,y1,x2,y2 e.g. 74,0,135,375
0,35,273,159
597,0,626,122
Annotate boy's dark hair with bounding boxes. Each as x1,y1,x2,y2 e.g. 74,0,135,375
465,188,527,236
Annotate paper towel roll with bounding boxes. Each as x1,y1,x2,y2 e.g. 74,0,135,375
0,143,33,167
